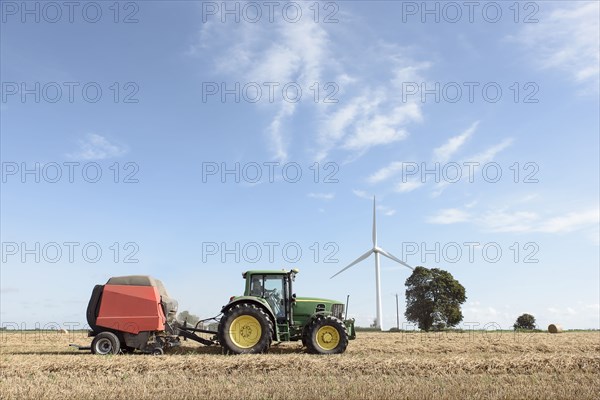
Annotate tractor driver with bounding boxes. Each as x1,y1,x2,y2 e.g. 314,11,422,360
250,276,264,297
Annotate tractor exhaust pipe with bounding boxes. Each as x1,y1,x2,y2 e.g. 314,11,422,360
345,294,350,320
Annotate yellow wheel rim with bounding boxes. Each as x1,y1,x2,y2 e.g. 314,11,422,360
316,325,340,351
229,315,262,349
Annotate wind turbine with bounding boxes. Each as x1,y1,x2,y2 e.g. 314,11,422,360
331,196,413,330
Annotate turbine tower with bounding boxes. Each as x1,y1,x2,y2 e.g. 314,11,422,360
331,197,413,330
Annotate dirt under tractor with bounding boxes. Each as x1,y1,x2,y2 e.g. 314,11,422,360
77,269,356,355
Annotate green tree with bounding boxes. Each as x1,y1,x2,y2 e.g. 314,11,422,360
404,266,467,331
177,310,200,326
513,313,536,330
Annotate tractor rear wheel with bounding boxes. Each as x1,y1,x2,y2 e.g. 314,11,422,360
218,303,273,354
91,332,121,355
305,316,348,355
301,329,310,347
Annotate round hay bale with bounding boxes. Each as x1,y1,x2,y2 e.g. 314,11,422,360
60,328,69,335
548,324,562,333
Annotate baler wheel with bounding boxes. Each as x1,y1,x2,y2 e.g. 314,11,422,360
151,347,164,356
91,332,121,355
305,316,348,355
218,303,273,354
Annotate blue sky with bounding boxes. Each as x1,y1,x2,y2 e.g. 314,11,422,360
1,1,599,330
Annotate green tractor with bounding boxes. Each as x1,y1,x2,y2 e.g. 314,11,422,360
218,269,356,354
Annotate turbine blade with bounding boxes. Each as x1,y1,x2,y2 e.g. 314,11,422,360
330,249,374,279
372,196,377,247
378,248,414,270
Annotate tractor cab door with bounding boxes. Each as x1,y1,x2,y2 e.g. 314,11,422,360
251,275,291,324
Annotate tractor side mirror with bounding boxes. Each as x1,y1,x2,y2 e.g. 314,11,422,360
291,293,297,302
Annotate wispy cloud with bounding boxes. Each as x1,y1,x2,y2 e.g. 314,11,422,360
307,192,335,200
433,121,478,162
537,209,600,234
510,2,600,89
478,208,600,234
193,8,430,162
463,301,515,328
316,59,427,161
477,210,540,233
367,121,513,197
469,138,514,165
367,161,405,184
352,189,372,199
432,137,513,197
464,200,478,209
377,204,396,216
547,304,596,317
428,205,599,237
316,99,362,159
395,179,423,193
341,103,420,152
426,208,470,224
67,133,127,160
367,121,508,197
192,7,331,162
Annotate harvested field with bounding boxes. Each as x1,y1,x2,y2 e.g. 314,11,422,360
1,330,599,399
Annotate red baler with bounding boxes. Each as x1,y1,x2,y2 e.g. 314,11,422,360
81,275,211,355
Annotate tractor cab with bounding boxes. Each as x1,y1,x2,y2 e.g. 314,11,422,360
243,269,297,324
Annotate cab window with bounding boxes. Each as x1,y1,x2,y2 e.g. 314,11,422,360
249,275,285,317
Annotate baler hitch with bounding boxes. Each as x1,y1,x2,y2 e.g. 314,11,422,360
176,316,220,346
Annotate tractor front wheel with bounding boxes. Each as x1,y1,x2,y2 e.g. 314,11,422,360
218,303,273,354
91,332,121,355
306,316,348,355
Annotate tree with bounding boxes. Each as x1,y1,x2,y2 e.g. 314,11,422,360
177,310,200,326
404,266,466,331
513,313,536,330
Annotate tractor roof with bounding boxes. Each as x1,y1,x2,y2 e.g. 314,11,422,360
243,269,299,278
